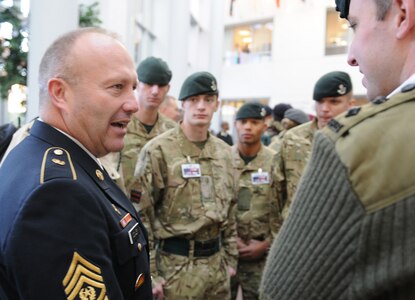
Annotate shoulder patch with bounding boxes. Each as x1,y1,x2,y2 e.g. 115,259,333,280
327,119,344,133
323,88,415,142
40,147,77,184
345,106,361,117
130,189,142,204
63,251,108,300
372,96,388,105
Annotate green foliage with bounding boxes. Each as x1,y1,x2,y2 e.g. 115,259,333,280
79,2,102,28
0,4,28,100
0,1,102,101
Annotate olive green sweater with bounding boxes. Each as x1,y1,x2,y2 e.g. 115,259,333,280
260,87,415,299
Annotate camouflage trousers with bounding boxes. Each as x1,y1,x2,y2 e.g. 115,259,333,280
157,249,231,300
231,258,266,300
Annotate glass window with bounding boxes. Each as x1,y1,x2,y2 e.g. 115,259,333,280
133,0,156,63
224,20,273,65
325,7,351,55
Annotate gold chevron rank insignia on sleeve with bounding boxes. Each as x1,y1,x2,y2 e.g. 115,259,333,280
62,252,108,300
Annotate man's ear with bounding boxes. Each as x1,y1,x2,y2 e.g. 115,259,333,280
214,98,220,112
262,120,267,133
48,78,69,110
396,0,415,39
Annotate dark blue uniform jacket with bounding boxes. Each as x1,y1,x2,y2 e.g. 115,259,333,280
0,120,152,299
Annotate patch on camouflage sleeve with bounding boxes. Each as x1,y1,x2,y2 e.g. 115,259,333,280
131,189,142,203
62,251,108,300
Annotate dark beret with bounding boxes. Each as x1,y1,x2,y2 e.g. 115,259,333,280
313,71,352,101
179,71,218,101
284,108,309,124
235,102,266,120
335,0,350,19
273,103,292,121
263,105,272,117
137,56,172,86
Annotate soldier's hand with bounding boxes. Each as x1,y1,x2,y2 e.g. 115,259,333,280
227,266,236,277
236,237,248,249
152,278,166,300
238,239,270,261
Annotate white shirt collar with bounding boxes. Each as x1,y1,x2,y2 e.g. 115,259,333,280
387,73,415,98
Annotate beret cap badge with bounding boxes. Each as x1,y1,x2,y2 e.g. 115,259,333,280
337,84,347,95
211,80,217,92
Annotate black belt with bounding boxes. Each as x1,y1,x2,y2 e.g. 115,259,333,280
158,236,221,257
253,235,266,241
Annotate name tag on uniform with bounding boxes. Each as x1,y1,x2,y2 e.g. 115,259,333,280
251,171,270,185
181,164,201,178
128,223,140,245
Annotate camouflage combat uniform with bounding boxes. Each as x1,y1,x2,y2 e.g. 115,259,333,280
135,125,238,300
231,145,283,300
279,118,318,219
268,130,286,153
121,113,176,198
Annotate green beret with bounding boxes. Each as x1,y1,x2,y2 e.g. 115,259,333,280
263,105,272,117
137,56,172,85
179,71,218,101
335,0,350,19
235,102,266,120
313,71,352,101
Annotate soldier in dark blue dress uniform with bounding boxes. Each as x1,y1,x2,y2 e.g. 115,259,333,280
0,28,152,299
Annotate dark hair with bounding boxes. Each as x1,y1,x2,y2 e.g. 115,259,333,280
375,0,392,20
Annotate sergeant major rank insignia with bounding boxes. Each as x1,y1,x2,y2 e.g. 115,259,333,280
63,252,108,300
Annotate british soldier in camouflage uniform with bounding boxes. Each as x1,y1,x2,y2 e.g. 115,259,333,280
279,71,354,219
134,71,238,300
231,102,283,300
121,57,176,198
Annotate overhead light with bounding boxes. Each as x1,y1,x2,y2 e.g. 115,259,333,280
242,37,252,43
239,30,251,36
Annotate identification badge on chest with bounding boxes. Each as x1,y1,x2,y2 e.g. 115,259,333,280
128,223,140,245
182,163,201,178
251,168,270,185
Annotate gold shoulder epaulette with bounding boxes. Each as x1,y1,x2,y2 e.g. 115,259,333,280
323,85,415,142
40,147,77,184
